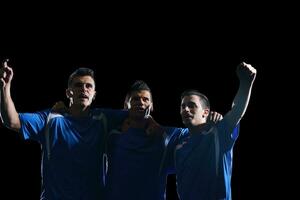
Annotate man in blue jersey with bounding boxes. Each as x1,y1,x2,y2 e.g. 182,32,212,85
0,59,126,200
105,80,223,200
105,80,179,200
175,62,257,200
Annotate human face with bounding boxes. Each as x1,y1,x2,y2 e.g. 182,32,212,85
180,95,209,127
127,90,152,119
67,75,96,109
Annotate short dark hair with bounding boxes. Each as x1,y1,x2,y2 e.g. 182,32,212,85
181,89,210,110
129,80,151,92
68,68,95,87
124,80,153,109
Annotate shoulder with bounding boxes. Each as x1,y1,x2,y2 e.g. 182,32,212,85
19,108,51,119
215,119,240,141
163,126,189,141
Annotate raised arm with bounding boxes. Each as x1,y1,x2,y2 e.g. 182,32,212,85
0,59,21,132
223,62,257,131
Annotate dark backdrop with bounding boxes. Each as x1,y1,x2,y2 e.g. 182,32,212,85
0,50,262,200
0,15,269,198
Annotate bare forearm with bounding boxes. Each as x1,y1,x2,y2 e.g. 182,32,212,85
231,81,254,123
0,88,21,132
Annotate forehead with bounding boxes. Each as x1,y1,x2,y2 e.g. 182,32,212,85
181,95,201,104
131,90,151,99
71,76,95,85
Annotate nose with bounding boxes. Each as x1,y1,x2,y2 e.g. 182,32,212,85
135,98,144,106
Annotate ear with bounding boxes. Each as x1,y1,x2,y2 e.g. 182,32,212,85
124,102,130,109
149,102,154,112
124,97,131,110
66,88,74,99
92,91,96,100
202,108,210,118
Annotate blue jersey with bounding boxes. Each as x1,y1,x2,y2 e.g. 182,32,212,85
106,126,182,200
19,108,126,200
175,120,239,200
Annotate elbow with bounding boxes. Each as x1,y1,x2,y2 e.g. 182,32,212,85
2,118,21,132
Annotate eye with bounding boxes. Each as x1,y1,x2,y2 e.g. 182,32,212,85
142,97,150,102
187,102,197,109
86,83,93,89
74,82,83,88
132,97,140,101
181,104,186,109
181,102,197,110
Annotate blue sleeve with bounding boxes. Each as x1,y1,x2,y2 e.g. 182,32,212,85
162,127,185,174
216,120,240,151
95,108,128,131
18,109,49,141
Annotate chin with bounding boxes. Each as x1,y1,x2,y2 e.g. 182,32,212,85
85,103,92,107
182,120,191,127
79,102,91,108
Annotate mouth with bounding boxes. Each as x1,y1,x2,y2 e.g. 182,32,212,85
182,114,193,121
78,94,89,99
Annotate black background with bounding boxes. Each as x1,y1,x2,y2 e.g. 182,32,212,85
0,8,275,199
0,48,262,200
